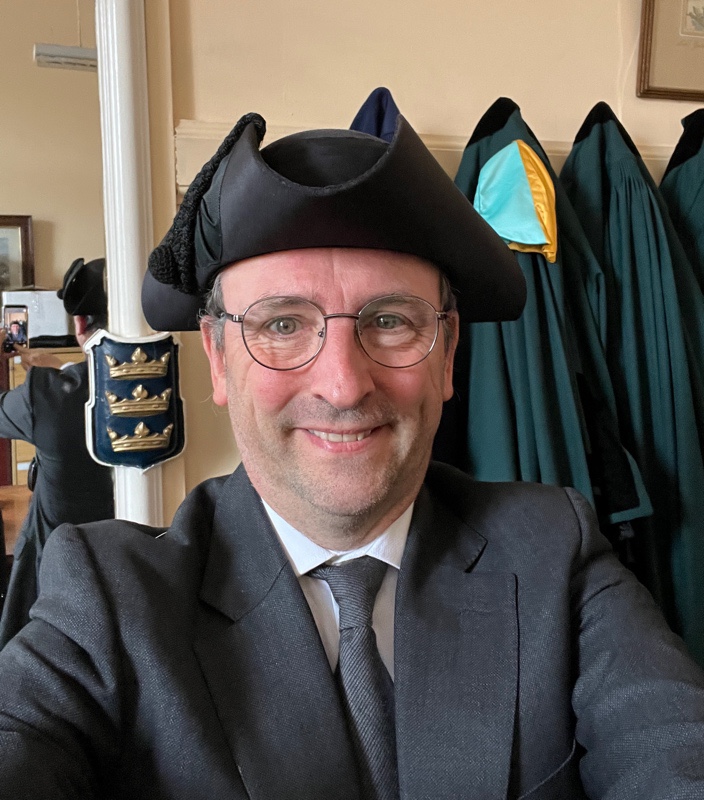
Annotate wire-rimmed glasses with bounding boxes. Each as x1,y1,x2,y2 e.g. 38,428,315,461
220,294,448,371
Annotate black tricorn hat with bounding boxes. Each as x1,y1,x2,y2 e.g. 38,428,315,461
57,257,108,317
143,112,526,331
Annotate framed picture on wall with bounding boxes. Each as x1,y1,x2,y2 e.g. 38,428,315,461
638,0,704,100
0,216,34,292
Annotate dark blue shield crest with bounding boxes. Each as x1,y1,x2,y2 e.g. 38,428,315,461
85,331,185,470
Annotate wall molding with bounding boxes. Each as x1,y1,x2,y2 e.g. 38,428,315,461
174,118,673,196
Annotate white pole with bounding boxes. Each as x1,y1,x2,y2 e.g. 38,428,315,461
95,0,163,526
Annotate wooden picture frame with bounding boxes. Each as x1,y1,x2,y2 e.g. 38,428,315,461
0,216,34,291
637,0,704,101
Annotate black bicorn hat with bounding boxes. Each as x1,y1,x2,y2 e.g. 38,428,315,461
57,257,108,317
143,112,526,331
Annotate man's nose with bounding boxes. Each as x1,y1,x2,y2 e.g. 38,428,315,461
307,318,375,409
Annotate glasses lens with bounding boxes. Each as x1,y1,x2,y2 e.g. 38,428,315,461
242,297,324,370
357,296,440,367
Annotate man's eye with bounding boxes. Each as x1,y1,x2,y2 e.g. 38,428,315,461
374,313,406,330
267,317,300,335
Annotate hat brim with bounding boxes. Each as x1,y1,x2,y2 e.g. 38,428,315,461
144,115,526,331
142,270,204,332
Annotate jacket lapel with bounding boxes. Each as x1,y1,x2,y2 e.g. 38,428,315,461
193,468,360,800
395,484,518,800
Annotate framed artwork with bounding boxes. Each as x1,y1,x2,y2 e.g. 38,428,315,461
0,216,34,292
638,0,704,100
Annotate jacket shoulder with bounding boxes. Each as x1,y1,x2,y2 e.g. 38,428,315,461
423,461,601,566
425,461,579,523
40,475,228,592
28,476,229,657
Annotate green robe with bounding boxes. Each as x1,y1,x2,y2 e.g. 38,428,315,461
660,109,704,290
454,98,650,533
560,102,704,665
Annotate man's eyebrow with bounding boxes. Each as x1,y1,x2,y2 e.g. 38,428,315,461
231,290,430,316
255,290,414,305
245,291,316,304
231,293,321,310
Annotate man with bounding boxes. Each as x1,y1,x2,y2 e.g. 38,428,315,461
0,112,703,799
0,258,115,647
3,320,27,350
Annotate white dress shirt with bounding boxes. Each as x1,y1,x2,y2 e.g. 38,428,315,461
262,499,413,680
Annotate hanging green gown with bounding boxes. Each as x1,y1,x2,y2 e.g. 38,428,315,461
560,102,704,665
660,109,704,290
455,98,650,534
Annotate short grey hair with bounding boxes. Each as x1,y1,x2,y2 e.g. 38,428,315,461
199,265,458,354
200,273,227,351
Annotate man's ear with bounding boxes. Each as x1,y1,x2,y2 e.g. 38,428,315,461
74,315,89,337
201,325,228,406
442,311,460,403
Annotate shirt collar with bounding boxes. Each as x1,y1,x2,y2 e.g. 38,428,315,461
261,498,413,577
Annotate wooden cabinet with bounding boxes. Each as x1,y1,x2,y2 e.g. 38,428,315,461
4,348,84,486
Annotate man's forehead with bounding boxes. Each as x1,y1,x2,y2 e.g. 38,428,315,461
220,247,443,287
217,250,445,312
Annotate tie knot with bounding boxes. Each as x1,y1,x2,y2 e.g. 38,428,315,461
309,555,387,629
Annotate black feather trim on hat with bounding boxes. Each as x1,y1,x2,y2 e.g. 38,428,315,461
148,112,266,294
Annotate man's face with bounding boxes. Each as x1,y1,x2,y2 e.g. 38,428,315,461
202,248,458,542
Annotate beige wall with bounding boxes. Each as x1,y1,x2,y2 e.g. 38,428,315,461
0,0,104,289
168,0,701,148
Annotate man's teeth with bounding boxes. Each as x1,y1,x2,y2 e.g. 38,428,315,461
309,429,372,442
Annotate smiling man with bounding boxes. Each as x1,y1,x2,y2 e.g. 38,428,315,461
203,248,457,550
1,111,704,800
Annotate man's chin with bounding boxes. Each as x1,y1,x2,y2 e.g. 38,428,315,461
289,468,410,526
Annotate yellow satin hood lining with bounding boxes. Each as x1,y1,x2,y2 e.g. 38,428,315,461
510,140,557,263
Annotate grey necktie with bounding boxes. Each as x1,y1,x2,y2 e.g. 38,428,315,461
310,556,399,800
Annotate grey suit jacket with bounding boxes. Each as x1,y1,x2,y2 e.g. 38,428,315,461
0,462,703,799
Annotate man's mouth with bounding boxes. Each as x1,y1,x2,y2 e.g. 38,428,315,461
308,429,374,443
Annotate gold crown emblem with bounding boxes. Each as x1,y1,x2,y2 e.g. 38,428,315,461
107,421,174,452
105,385,172,417
105,348,170,380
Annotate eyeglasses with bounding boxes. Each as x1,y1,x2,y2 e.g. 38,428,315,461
220,294,448,371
